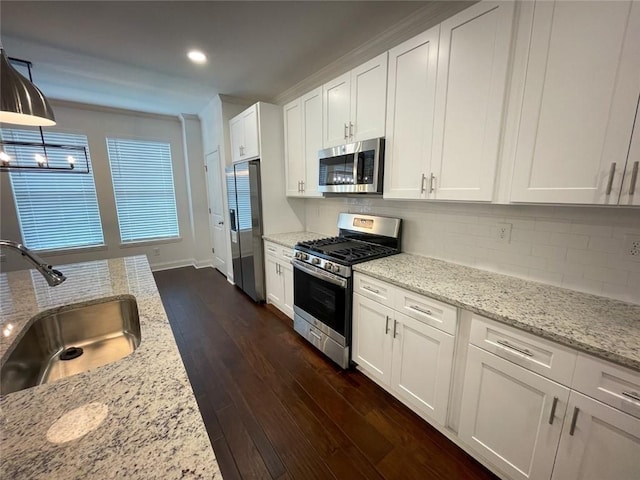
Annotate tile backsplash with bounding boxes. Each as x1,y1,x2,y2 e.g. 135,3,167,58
304,198,640,305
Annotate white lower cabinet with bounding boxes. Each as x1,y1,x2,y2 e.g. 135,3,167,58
352,291,455,425
264,242,294,319
459,344,569,480
551,391,640,480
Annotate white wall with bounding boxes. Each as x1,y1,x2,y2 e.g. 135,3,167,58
305,198,640,305
1,100,210,272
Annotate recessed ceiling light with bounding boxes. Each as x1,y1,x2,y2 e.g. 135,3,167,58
187,50,207,64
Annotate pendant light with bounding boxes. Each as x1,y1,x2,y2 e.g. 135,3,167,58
1,48,56,126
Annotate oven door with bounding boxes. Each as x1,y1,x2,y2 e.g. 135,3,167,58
292,259,350,345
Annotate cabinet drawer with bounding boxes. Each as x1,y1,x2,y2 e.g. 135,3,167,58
265,241,279,258
572,353,640,419
353,273,394,306
469,314,577,386
393,289,457,335
280,246,294,263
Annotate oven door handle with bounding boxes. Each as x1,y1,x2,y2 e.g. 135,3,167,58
292,259,348,289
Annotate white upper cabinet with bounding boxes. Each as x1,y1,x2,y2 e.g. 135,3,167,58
384,1,514,201
323,53,388,148
284,87,323,197
384,26,440,200
230,104,260,163
510,0,640,204
619,98,640,206
431,1,515,201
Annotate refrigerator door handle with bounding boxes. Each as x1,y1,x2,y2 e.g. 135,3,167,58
229,208,237,231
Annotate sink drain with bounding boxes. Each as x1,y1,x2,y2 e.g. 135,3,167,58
59,347,84,361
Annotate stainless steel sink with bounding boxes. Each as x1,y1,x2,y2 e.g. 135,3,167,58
1,296,141,395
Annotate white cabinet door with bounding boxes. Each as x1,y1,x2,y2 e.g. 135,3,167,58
459,345,569,480
281,262,294,319
350,52,388,142
323,72,351,148
352,293,394,385
242,104,260,160
383,26,439,200
265,256,283,307
284,99,304,197
619,98,640,206
391,311,455,426
302,87,323,197
230,114,244,163
510,1,640,204
552,391,640,480
431,0,514,201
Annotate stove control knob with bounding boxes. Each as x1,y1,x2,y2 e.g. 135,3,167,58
311,258,320,265
333,265,340,273
294,252,302,259
302,253,309,260
325,262,333,271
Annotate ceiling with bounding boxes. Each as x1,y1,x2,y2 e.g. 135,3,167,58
1,1,429,116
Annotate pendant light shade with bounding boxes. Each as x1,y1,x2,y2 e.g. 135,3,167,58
1,49,56,126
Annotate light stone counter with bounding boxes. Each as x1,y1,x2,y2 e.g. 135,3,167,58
263,231,327,249
354,253,640,371
0,256,221,479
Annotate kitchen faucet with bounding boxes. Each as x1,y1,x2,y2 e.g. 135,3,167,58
0,239,66,286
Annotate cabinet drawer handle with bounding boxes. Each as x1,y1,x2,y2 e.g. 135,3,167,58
393,319,398,339
548,396,559,425
362,285,380,294
630,161,639,196
606,162,616,195
623,391,640,402
496,339,533,357
410,305,432,316
385,316,390,334
569,407,580,436
344,123,349,139
349,122,354,138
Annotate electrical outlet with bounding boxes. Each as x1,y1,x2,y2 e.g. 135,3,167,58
493,223,512,244
153,247,160,257
624,234,640,260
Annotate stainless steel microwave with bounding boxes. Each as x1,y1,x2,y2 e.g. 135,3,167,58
318,138,384,194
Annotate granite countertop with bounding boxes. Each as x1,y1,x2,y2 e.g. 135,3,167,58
263,231,327,249
354,253,640,371
0,256,221,479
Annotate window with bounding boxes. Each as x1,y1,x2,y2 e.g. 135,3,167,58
3,129,104,251
106,138,179,243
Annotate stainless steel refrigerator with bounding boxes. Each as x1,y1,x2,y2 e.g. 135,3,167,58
226,160,265,302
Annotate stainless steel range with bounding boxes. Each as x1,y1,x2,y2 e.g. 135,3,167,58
292,213,402,368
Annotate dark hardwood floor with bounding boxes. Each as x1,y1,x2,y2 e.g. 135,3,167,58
154,266,498,480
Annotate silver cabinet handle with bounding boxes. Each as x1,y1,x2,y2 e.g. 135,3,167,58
569,407,580,436
429,173,436,193
420,173,426,193
606,162,616,195
218,221,224,225
623,391,640,402
362,285,380,294
297,181,301,192
410,305,433,316
496,339,534,357
276,263,280,275
301,180,305,192
385,316,390,334
393,319,398,338
344,123,349,139
349,122,354,138
548,396,559,425
630,161,639,196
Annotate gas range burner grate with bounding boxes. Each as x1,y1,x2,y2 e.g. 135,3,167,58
297,236,398,263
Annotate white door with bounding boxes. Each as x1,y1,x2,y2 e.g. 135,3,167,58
323,72,351,148
459,345,569,480
205,150,227,274
229,115,244,163
551,391,640,480
284,99,304,197
281,262,294,319
302,87,323,197
350,52,388,142
431,0,515,201
352,293,394,385
510,0,640,204
384,26,439,200
242,104,260,160
619,98,640,206
265,256,283,307
391,311,455,426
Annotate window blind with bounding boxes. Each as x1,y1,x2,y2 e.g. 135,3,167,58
106,138,179,243
3,129,104,251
